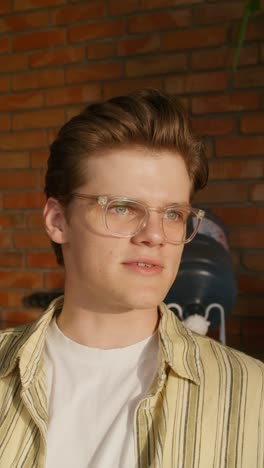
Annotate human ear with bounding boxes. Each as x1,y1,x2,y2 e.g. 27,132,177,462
43,198,69,244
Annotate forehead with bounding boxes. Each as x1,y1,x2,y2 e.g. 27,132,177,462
81,147,192,204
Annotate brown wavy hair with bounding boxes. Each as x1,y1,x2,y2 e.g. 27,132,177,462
45,89,208,265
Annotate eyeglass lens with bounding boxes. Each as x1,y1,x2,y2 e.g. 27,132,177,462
105,200,198,243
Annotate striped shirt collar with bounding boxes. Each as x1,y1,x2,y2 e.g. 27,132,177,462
0,297,200,386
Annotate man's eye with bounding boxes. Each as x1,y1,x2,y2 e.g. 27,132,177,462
115,206,129,215
165,210,180,221
109,205,131,216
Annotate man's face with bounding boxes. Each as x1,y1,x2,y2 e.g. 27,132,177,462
61,147,192,312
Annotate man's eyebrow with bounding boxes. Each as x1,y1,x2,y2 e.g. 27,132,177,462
134,198,191,207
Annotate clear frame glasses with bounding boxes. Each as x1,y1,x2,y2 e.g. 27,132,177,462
72,194,205,245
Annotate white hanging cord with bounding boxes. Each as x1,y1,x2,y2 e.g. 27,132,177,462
166,303,183,320
205,303,226,345
167,302,226,345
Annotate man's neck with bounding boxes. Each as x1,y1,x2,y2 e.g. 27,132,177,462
56,300,160,349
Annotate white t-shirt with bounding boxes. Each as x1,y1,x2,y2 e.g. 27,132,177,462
44,317,159,468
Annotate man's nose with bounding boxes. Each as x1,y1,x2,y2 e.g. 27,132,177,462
131,211,165,246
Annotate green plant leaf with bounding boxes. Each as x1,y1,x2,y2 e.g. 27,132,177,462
232,0,261,71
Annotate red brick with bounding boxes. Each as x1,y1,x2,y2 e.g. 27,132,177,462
0,54,28,72
0,291,25,308
0,11,49,33
0,191,4,207
27,252,59,268
14,231,49,248
233,67,264,89
0,37,10,54
44,271,64,289
53,1,106,25
0,92,43,112
165,71,227,94
193,2,243,24
0,213,25,228
194,182,249,204
3,192,45,209
14,0,64,11
13,108,65,130
109,0,138,14
242,253,264,272
12,69,64,91
214,333,242,353
241,318,264,357
225,318,242,336
46,129,59,146
249,183,264,202
242,339,264,359
69,19,126,43
0,131,47,151
191,117,236,136
0,253,23,267
0,270,43,288
192,48,228,71
192,92,259,114
0,76,10,93
0,115,11,132
240,114,264,134
191,44,259,70
242,14,264,41
13,30,65,52
126,53,187,77
26,211,44,228
241,325,264,360
0,171,41,190
103,78,162,100
0,233,13,248
216,136,264,157
0,0,11,13
128,10,190,33
229,229,264,249
66,62,122,84
162,26,227,51
0,309,42,328
141,0,201,7
193,119,222,144
209,160,263,181
45,84,101,106
208,44,259,69
86,41,116,60
212,206,264,227
231,251,240,271
238,275,264,295
241,318,264,335
117,35,160,57
30,47,85,68
225,334,244,350
65,106,84,121
30,150,48,168
233,295,264,317
0,152,30,169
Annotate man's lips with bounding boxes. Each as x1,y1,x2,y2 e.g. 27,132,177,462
122,258,164,268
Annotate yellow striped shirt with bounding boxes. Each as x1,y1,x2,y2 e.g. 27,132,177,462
0,296,263,468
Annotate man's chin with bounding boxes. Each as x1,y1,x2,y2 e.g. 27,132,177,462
122,292,166,311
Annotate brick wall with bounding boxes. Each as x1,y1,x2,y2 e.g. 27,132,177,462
0,0,263,360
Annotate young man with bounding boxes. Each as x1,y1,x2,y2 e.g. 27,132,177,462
0,89,263,468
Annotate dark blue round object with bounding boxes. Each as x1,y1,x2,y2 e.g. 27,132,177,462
164,210,237,329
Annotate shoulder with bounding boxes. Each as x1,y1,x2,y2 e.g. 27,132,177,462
0,298,62,377
194,332,264,384
0,322,30,350
0,323,32,374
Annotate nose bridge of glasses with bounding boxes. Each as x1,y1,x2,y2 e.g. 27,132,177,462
142,206,165,234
